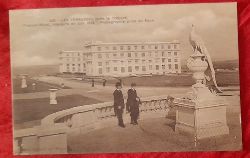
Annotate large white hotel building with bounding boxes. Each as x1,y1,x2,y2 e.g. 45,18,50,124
59,41,181,76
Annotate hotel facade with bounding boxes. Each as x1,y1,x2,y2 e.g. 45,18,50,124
59,41,181,76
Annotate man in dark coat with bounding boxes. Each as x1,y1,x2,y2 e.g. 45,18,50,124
126,83,141,125
113,82,125,128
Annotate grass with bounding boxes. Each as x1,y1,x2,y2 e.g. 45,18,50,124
12,78,71,94
80,71,239,87
13,94,101,125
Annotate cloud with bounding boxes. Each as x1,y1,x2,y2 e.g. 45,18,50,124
10,3,238,67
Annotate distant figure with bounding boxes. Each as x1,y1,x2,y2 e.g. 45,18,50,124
103,79,107,87
91,79,95,87
61,83,65,89
113,82,125,128
126,83,141,125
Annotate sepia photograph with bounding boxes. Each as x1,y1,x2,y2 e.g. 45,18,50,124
9,2,241,154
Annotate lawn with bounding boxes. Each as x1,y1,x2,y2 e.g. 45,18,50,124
81,71,239,87
12,78,71,94
13,94,101,125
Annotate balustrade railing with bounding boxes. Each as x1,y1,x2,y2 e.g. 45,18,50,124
46,95,175,128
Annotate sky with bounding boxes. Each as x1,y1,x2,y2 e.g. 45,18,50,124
9,2,238,67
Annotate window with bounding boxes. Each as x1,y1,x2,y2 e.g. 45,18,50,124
155,52,158,57
168,64,172,69
162,52,165,56
113,53,117,57
134,45,137,50
168,59,171,62
128,46,131,50
120,46,124,50
156,65,159,70
175,59,178,62
105,46,109,50
120,53,124,57
128,66,132,72
149,60,152,63
135,59,139,63
121,67,125,73
162,59,165,62
97,47,101,51
162,65,165,69
141,45,145,49
106,61,109,65
174,52,178,56
155,45,158,49
114,67,118,71
98,54,102,58
142,53,145,57
135,66,139,71
98,62,102,66
106,67,110,72
83,63,86,68
98,68,102,74
149,65,153,70
142,66,146,71
174,44,177,49
78,53,80,56
128,53,131,57
175,64,178,69
168,45,171,49
113,46,117,50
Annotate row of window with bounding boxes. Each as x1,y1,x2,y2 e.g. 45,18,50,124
97,51,178,59
66,63,86,68
97,58,179,66
98,64,179,74
61,50,179,58
95,44,178,51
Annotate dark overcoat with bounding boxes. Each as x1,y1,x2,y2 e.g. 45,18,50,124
126,88,140,117
113,89,125,115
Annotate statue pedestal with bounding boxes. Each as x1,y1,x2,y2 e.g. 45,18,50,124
174,95,229,140
49,89,58,105
20,74,28,89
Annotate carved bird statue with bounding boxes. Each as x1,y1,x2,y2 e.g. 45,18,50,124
189,24,222,93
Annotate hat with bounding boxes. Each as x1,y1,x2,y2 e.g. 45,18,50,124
115,82,121,87
131,83,136,87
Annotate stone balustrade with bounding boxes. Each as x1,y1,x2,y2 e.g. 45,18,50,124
14,95,174,155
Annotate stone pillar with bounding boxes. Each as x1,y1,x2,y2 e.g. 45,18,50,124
49,89,58,105
32,83,36,91
20,75,28,89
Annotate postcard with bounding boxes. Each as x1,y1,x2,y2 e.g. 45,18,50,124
10,2,241,154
